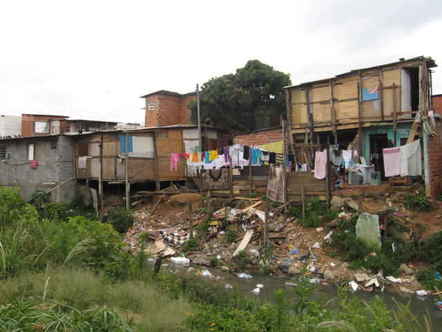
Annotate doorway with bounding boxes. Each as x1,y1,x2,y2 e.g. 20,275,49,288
369,134,392,179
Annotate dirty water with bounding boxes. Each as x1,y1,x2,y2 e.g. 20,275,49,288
164,264,442,331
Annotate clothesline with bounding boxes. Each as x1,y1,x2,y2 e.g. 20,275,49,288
170,144,287,172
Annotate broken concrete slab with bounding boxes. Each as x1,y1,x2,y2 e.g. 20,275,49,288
233,229,254,257
356,213,381,249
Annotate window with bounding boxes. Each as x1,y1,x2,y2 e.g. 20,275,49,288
361,84,379,101
119,135,154,158
0,145,7,160
34,121,49,134
28,143,35,160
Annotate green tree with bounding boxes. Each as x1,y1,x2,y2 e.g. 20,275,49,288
192,60,291,132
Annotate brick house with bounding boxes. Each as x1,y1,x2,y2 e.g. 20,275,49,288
234,127,282,146
21,114,70,137
141,90,196,127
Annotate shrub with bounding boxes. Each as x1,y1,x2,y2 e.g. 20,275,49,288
107,207,134,233
0,187,35,228
291,198,338,228
404,192,432,212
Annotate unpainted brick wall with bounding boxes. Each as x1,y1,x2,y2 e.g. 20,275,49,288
433,95,442,115
144,94,195,127
234,128,282,146
428,119,442,198
21,115,69,137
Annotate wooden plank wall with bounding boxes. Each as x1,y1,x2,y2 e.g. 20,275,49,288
287,172,328,201
289,64,411,133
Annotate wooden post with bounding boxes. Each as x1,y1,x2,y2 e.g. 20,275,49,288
379,70,385,121
392,83,397,146
357,73,363,155
325,147,332,208
99,134,104,216
285,88,296,158
152,131,161,191
229,166,233,198
281,118,288,205
125,132,130,209
248,163,253,196
330,79,338,144
263,202,269,250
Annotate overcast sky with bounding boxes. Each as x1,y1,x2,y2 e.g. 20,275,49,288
1,0,441,125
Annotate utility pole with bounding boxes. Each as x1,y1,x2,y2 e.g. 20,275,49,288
196,84,202,151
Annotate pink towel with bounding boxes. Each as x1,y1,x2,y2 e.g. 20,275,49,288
383,147,400,177
170,153,180,171
314,150,327,180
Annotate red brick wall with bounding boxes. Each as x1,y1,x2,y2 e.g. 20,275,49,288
428,119,442,198
21,114,69,137
144,93,195,127
179,95,195,124
233,128,282,146
433,95,442,115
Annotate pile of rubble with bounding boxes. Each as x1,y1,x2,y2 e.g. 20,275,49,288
123,188,441,296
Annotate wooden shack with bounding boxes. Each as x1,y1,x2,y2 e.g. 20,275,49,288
73,125,220,187
285,56,436,149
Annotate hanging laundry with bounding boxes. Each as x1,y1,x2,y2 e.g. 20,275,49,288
251,148,262,166
342,150,353,169
269,152,276,164
261,151,269,164
170,153,181,171
230,144,244,168
314,150,327,180
400,139,422,177
243,146,250,161
209,150,218,161
191,152,200,163
223,146,232,165
383,147,401,177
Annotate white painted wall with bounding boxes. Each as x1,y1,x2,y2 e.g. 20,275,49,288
0,115,21,136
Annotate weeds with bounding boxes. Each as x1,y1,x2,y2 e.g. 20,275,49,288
107,207,134,233
290,198,338,228
404,191,432,212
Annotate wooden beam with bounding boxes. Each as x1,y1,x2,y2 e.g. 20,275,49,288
379,70,385,121
305,87,314,144
152,131,161,191
392,83,397,146
357,72,363,154
329,79,338,144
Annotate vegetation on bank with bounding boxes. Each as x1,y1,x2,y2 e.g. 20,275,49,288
0,187,437,331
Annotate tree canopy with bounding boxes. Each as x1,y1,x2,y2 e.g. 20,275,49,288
192,60,291,133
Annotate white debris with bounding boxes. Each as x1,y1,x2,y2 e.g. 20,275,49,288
349,280,359,292
201,269,213,278
364,278,380,288
251,287,261,295
416,290,428,297
307,263,317,273
285,282,297,287
324,231,334,242
386,276,402,283
225,284,233,289
237,272,253,279
170,256,190,266
308,278,320,284
316,227,324,232
256,283,264,289
329,262,336,267
312,242,321,249
354,272,370,282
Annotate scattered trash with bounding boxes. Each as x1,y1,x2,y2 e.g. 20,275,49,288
386,276,402,283
170,256,190,266
225,283,233,289
416,290,428,297
308,278,320,284
285,281,297,287
307,263,317,273
324,231,333,242
349,280,359,292
237,272,253,279
233,229,254,257
251,287,261,295
435,272,441,281
435,301,442,311
289,249,300,255
312,242,321,249
316,227,324,232
365,278,380,288
329,262,336,267
256,283,264,289
201,269,213,278
356,213,381,249
354,272,370,282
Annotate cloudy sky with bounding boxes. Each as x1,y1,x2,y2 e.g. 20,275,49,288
1,0,442,125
